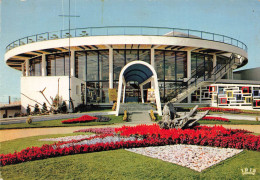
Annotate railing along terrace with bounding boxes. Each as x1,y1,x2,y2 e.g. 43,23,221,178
6,26,247,52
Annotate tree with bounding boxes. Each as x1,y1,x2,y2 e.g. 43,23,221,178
34,104,40,114
41,102,48,113
58,101,67,113
26,105,31,115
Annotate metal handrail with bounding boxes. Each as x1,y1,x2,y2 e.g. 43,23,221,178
6,26,247,52
171,55,236,102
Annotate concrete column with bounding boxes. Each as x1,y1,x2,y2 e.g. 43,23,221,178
151,48,155,88
213,54,217,71
22,63,25,76
71,50,75,77
122,83,126,103
42,54,46,76
199,86,202,103
140,85,144,103
25,59,29,76
187,50,192,103
187,50,191,79
109,48,113,89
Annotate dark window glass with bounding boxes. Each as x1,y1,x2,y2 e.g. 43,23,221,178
29,57,42,76
176,51,187,79
165,51,175,81
113,50,125,80
47,55,55,76
126,50,138,64
56,54,65,76
155,50,164,80
87,51,98,81
64,53,70,76
99,51,109,81
139,50,150,63
75,51,86,80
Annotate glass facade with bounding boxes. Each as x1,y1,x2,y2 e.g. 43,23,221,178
75,50,109,103
113,49,150,80
191,53,213,78
155,50,187,102
47,53,70,76
26,49,220,104
29,57,42,76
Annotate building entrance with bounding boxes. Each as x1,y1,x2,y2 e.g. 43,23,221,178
115,61,162,116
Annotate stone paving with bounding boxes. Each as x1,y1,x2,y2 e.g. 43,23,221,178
126,144,243,172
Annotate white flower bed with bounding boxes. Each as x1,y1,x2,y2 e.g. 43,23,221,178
126,144,243,172
39,134,96,142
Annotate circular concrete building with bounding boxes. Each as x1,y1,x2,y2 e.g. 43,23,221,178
4,26,250,113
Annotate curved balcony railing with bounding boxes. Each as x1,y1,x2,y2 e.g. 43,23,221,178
5,26,247,52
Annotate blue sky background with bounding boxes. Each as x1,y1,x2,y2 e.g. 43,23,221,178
0,0,259,103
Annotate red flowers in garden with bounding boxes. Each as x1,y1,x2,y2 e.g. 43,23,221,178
201,116,230,122
61,115,98,124
1,124,259,166
197,107,242,113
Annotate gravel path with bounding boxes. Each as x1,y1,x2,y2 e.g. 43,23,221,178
126,145,243,172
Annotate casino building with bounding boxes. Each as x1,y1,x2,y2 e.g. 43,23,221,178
4,26,259,115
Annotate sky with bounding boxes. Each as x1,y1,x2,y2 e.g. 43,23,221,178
0,0,259,103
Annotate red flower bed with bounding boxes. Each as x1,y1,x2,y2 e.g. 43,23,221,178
61,115,98,124
197,107,242,113
115,124,259,150
1,125,259,166
201,116,230,122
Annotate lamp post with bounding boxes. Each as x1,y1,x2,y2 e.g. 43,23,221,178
59,0,80,111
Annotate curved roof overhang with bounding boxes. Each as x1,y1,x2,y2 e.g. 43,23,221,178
4,35,248,70
123,64,154,84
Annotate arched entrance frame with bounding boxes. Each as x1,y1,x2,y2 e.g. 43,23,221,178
115,61,162,116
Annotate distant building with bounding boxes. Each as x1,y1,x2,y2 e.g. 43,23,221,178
4,26,259,115
233,67,260,81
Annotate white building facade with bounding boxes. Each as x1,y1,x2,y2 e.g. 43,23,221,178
4,26,253,113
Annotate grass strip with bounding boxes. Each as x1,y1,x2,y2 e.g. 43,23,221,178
0,115,124,130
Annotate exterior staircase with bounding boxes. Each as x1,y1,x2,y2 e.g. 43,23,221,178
170,55,241,103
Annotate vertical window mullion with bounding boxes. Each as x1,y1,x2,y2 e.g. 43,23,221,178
54,55,56,76
124,49,126,65
163,51,166,102
85,51,88,82
64,54,65,76
97,51,100,81
175,52,177,82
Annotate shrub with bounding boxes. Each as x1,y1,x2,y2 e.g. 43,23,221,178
33,104,40,114
41,102,48,113
58,101,67,113
26,116,32,124
26,105,31,115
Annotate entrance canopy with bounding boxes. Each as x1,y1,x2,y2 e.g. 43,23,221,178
116,61,162,116
123,64,153,84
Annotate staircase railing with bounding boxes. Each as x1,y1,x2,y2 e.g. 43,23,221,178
169,55,236,103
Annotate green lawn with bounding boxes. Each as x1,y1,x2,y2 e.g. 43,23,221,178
0,115,124,130
1,147,259,179
0,132,91,154
1,132,259,179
